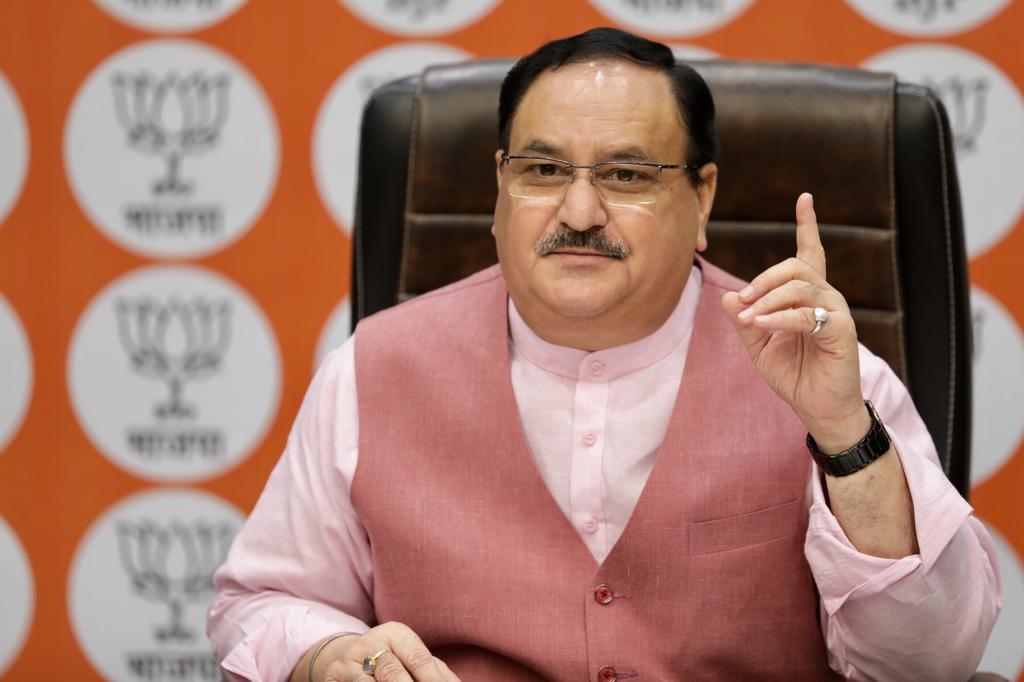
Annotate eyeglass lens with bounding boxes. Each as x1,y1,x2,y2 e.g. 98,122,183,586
504,157,671,204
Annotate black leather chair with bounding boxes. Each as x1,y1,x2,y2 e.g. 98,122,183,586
351,59,973,499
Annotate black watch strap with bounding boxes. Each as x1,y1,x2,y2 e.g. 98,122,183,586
806,400,891,477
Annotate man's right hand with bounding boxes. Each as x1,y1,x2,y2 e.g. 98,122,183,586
295,622,460,682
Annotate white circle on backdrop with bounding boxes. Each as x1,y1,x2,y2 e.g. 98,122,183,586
0,294,33,455
92,0,249,33
844,0,1011,38
0,515,33,678
68,265,281,483
589,0,755,38
312,42,471,236
315,295,351,370
670,44,721,61
338,0,499,36
68,488,243,682
863,44,1024,259
64,39,279,259
0,71,29,227
978,522,1024,679
969,286,1024,486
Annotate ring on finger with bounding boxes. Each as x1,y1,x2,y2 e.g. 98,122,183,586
363,649,389,676
810,306,830,335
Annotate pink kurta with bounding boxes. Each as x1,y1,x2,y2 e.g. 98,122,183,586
209,259,1000,682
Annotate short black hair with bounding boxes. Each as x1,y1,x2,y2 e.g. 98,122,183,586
498,27,718,186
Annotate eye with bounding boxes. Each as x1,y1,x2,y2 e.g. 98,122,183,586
612,168,639,183
601,165,656,184
533,163,559,177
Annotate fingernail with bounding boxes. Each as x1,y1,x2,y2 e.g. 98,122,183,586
755,315,770,324
738,307,753,321
739,286,754,299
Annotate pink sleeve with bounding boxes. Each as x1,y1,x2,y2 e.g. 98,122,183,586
805,344,1002,681
207,337,374,682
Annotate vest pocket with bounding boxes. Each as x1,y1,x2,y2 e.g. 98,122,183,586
687,499,802,556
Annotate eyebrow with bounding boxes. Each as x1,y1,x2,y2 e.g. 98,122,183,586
515,140,655,163
520,140,561,156
603,146,653,163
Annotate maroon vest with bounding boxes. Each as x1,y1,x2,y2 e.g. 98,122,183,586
353,260,837,681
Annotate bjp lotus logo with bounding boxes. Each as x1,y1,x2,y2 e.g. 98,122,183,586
111,71,230,195
385,0,450,20
117,518,236,642
972,308,986,363
924,75,989,156
115,296,232,419
892,0,963,22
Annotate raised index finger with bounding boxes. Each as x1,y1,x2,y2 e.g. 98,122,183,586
795,192,826,279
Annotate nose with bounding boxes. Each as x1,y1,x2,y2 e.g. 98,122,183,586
556,169,608,232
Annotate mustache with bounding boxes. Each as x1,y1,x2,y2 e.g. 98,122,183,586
534,228,630,260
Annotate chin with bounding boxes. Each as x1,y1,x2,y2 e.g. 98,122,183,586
540,287,619,320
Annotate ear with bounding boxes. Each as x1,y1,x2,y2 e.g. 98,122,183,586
493,150,506,238
495,149,505,190
694,163,718,253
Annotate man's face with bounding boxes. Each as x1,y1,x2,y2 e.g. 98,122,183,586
492,59,716,342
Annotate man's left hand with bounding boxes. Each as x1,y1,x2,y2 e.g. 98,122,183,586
721,192,870,452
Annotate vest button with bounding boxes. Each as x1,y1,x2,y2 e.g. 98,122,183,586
597,665,617,681
594,584,614,605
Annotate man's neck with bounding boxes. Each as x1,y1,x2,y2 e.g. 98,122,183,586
514,307,673,352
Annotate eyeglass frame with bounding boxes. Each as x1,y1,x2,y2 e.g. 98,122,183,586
499,152,696,191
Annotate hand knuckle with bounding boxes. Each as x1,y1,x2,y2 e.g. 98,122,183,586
376,658,407,682
778,280,799,299
378,621,408,638
404,648,436,670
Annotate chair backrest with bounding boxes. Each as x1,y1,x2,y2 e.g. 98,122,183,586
352,59,973,497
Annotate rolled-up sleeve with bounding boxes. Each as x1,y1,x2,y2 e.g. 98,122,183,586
805,345,1002,681
208,337,374,682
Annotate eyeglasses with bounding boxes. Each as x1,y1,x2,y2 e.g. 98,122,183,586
500,153,694,205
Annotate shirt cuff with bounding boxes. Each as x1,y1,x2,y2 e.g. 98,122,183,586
804,428,973,617
221,603,369,682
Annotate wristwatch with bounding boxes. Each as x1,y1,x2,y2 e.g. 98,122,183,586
806,400,891,477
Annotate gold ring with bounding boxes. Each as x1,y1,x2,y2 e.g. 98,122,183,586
362,649,389,676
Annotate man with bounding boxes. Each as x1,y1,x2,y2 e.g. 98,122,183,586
209,28,1000,681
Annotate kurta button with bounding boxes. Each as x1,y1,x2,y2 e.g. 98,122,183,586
583,432,597,446
598,665,617,681
588,361,605,377
594,584,614,604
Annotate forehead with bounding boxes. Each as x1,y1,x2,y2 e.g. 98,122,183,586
509,59,686,159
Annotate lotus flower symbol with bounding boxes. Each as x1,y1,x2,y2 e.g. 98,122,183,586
972,309,986,362
894,0,961,22
925,75,989,156
112,71,230,195
386,0,449,20
115,297,232,419
117,518,236,642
